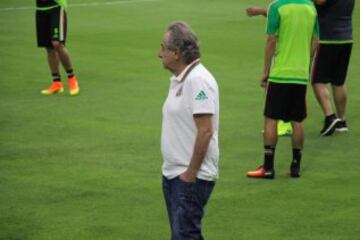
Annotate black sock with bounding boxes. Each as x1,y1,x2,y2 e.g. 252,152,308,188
52,73,61,82
292,148,302,167
66,69,74,78
264,145,275,171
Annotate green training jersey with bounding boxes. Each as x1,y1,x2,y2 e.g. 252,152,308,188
266,0,319,85
36,0,67,10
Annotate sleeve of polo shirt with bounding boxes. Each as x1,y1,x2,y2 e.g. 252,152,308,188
266,2,280,35
190,77,216,115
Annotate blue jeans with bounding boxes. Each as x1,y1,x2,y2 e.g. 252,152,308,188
162,176,215,240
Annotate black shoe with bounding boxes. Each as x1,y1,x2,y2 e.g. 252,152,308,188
320,114,340,136
289,160,300,178
335,120,349,132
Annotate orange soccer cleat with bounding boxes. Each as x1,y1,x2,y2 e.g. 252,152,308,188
247,165,275,179
41,81,64,95
68,76,80,96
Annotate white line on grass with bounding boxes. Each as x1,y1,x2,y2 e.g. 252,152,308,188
0,0,160,11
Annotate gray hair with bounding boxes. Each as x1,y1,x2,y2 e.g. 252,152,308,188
166,21,201,64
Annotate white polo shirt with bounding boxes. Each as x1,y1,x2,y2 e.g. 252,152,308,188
161,59,220,181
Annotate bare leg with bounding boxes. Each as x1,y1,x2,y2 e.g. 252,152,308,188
290,121,304,177
51,40,73,71
313,83,341,135
46,47,60,74
51,40,79,95
264,117,278,146
41,47,64,94
291,121,304,149
332,85,347,120
312,83,334,116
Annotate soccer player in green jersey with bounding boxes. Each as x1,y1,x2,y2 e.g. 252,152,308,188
36,0,80,96
246,4,293,137
247,0,319,179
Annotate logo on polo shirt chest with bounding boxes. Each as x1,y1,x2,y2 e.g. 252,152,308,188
175,86,183,97
195,90,208,100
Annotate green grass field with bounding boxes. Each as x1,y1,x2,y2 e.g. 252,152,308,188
1,0,360,239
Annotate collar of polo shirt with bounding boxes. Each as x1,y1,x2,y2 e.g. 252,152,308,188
172,58,200,82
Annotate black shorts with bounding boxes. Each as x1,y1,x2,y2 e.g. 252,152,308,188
36,6,67,48
311,43,352,86
264,82,307,123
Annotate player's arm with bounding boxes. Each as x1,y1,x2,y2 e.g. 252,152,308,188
261,2,279,87
180,114,213,182
312,0,327,5
312,13,320,57
246,7,267,17
261,35,276,87
312,37,320,57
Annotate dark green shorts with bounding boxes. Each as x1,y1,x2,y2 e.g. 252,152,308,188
36,6,67,48
264,82,307,123
311,43,352,86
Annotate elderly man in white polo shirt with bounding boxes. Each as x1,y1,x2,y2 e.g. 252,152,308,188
158,21,220,240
